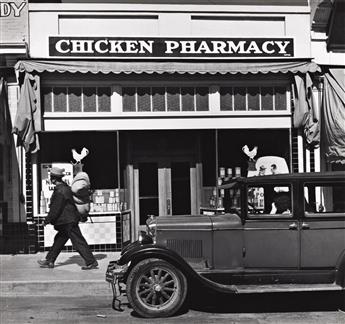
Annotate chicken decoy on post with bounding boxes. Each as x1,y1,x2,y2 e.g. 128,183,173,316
71,147,89,165
242,145,258,161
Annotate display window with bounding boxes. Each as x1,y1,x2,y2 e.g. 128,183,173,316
37,131,127,215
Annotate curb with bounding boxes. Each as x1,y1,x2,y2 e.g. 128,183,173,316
1,280,113,297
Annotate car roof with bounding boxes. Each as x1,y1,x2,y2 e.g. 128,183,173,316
219,171,345,189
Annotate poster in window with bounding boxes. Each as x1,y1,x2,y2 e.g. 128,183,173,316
40,163,73,214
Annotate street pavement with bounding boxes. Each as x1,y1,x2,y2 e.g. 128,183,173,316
1,252,345,323
1,294,345,324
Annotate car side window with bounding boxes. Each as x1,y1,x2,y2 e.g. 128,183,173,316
304,182,345,217
247,184,292,218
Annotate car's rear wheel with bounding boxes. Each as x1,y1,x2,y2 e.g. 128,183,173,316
126,258,188,318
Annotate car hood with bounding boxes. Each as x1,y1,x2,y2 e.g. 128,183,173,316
154,214,242,231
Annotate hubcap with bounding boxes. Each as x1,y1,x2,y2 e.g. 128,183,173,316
136,266,179,310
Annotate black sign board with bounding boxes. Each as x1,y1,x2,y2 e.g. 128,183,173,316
49,37,294,58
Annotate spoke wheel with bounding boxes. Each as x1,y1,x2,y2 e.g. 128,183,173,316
126,258,187,318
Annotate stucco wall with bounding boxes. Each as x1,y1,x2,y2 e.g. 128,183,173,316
28,3,311,59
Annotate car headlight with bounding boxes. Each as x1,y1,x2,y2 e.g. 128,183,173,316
146,215,157,243
138,230,153,244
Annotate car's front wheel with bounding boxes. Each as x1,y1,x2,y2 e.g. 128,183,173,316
126,258,188,318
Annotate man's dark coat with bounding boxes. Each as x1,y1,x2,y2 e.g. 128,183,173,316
45,182,80,226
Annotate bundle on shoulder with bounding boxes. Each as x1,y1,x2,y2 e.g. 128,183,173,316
71,171,92,222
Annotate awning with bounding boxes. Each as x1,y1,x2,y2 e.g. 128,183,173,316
15,60,320,75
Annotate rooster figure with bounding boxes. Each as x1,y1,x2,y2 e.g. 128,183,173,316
242,145,258,161
71,147,89,165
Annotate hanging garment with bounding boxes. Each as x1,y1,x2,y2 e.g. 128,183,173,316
322,69,345,164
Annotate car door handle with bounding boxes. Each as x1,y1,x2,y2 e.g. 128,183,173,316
289,223,298,230
301,222,310,229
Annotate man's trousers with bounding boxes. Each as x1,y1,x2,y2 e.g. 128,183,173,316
46,222,95,266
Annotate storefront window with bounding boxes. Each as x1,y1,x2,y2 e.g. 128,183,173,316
196,87,209,111
68,87,82,112
42,86,111,113
220,86,288,111
137,87,151,112
152,87,165,112
233,87,247,111
42,87,52,113
261,87,274,110
275,87,287,110
181,87,194,111
53,87,67,112
247,87,260,111
98,87,111,112
123,87,136,112
219,87,233,111
83,87,97,112
167,87,180,111
38,132,125,214
122,86,210,112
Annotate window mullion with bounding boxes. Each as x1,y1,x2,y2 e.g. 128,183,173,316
81,87,84,112
51,87,54,112
66,87,69,112
96,87,99,112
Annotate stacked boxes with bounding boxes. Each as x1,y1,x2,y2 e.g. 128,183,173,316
90,189,127,213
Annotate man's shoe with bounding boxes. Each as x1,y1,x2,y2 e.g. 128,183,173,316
81,260,98,270
37,259,54,269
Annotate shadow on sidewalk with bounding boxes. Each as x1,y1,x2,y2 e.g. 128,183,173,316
55,254,107,267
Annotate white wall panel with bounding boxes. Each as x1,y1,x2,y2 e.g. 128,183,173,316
285,14,310,58
43,116,291,131
59,16,159,36
29,12,59,57
191,17,285,37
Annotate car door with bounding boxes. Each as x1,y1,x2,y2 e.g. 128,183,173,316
300,180,345,268
243,182,300,268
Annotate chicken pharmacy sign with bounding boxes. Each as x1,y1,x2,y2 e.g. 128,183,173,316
49,37,294,58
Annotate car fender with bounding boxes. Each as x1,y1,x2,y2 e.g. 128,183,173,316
335,249,345,287
118,243,238,294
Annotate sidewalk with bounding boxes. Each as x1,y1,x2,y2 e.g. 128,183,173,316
0,252,121,297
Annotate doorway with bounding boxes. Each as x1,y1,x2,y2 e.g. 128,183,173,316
138,162,159,225
171,162,191,215
137,159,193,225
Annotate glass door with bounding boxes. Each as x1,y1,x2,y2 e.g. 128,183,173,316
137,160,193,223
138,162,159,225
171,162,191,215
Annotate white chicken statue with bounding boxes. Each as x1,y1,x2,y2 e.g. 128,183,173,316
71,147,89,165
242,145,258,161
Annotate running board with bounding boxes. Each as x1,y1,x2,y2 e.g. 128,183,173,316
236,283,343,294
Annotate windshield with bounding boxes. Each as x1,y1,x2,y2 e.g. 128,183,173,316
223,185,242,215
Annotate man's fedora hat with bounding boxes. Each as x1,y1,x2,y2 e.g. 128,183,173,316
50,167,65,178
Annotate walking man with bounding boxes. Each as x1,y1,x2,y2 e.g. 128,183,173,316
38,167,98,270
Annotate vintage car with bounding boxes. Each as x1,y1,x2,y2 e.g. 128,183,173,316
106,171,345,318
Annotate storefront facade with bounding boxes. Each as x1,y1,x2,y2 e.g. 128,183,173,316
12,0,323,253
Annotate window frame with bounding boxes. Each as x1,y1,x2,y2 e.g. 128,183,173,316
41,81,114,114
303,181,345,218
40,78,291,117
245,183,294,220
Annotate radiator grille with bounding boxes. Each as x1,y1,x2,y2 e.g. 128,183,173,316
167,239,203,258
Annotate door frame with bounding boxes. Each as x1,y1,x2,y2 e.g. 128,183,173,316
131,155,199,234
